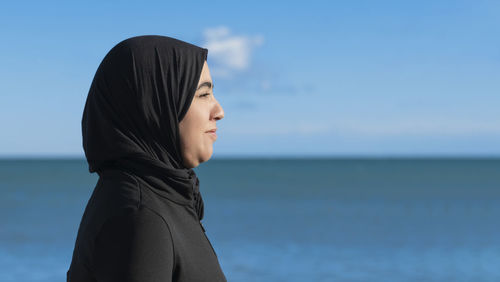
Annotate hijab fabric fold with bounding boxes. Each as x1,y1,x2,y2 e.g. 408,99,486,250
81,35,208,221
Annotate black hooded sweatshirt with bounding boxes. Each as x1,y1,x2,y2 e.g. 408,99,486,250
66,35,227,282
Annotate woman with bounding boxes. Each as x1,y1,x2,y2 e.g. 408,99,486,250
67,35,226,282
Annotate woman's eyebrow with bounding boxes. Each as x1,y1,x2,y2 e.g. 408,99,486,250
197,81,214,91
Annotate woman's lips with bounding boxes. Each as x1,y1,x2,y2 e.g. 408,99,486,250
206,131,217,139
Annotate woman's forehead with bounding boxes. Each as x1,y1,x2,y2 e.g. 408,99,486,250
197,62,213,89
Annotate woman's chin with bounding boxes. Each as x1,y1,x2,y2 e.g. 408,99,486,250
182,148,213,168
201,149,213,163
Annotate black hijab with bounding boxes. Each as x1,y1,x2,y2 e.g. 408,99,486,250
82,35,208,221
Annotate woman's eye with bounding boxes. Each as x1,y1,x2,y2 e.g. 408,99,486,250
200,93,210,98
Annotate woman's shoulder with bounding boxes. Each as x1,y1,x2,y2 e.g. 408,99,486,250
78,168,143,233
82,205,176,280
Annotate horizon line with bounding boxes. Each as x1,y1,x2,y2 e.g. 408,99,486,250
0,154,499,160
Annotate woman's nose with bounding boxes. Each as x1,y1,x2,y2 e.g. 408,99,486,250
213,100,224,121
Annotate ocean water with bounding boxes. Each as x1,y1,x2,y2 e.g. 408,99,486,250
0,158,499,281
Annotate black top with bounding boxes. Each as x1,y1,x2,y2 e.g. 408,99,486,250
66,168,226,282
67,35,226,281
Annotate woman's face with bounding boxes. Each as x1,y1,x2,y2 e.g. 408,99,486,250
179,61,224,168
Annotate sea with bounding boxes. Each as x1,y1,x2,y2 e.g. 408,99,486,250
0,158,499,282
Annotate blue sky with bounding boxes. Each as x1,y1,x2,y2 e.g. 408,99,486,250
1,0,499,157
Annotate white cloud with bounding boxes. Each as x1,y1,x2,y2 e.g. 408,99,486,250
201,26,264,78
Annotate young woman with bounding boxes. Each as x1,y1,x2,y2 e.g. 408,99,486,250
67,35,226,282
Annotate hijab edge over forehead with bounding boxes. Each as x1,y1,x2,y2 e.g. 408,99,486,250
179,45,208,123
